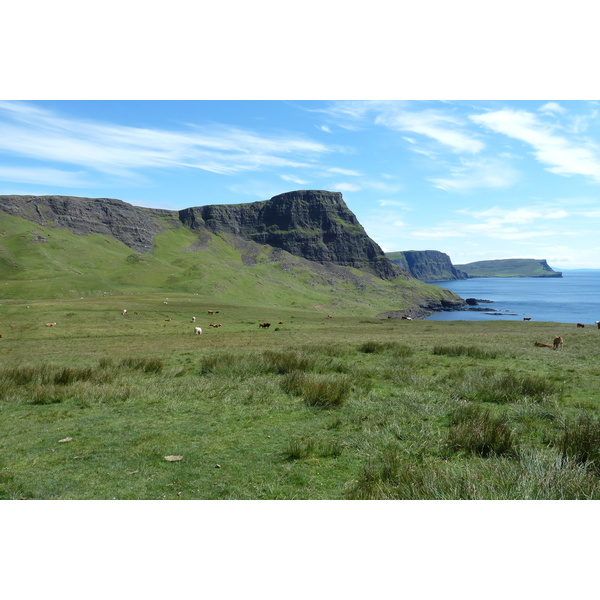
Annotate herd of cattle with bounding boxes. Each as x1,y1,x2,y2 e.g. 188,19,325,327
2,311,600,349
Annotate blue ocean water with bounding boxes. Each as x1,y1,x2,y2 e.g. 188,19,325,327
426,269,600,324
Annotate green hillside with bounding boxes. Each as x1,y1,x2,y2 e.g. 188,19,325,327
455,258,562,278
0,212,460,317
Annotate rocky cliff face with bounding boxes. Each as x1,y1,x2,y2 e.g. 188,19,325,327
179,190,402,280
386,250,468,281
0,195,179,253
0,191,403,281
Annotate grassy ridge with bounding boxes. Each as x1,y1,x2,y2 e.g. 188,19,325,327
0,212,458,315
1,295,599,499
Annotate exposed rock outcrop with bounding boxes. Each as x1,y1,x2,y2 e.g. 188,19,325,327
0,191,404,281
180,190,403,280
0,195,179,253
386,250,468,281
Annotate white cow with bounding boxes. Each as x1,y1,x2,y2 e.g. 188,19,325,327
122,309,128,315
191,317,196,322
194,327,203,335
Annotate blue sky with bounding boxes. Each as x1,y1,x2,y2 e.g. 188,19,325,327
2,99,600,268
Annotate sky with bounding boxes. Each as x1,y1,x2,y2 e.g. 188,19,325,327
1,99,600,269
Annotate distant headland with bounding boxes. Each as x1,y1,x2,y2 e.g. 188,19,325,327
385,252,562,280
454,258,562,278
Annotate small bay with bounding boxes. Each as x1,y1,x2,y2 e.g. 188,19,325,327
426,269,600,324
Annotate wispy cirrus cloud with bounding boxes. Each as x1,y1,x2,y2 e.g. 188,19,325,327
458,206,570,224
332,182,362,192
375,109,484,154
431,157,519,192
0,101,334,181
326,167,362,176
280,174,310,185
470,108,600,183
0,166,89,187
410,203,574,241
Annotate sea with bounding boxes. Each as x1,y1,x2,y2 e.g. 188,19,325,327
425,269,600,324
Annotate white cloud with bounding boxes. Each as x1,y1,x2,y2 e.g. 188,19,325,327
458,206,570,225
377,199,410,208
539,102,566,115
280,174,310,185
327,167,362,176
332,182,361,192
431,158,519,192
0,166,90,187
319,125,332,133
0,101,334,180
375,109,484,154
470,108,600,183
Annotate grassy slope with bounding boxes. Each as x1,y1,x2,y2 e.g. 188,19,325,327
0,212,458,315
1,296,599,500
455,258,561,277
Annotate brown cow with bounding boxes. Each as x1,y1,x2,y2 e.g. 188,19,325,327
259,323,271,329
553,336,564,350
45,322,56,327
534,341,553,348
524,317,532,321
577,323,585,328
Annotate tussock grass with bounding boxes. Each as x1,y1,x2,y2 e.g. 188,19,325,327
281,371,352,408
345,449,477,500
345,449,600,500
120,357,163,373
262,350,314,374
557,415,600,473
29,384,71,405
450,369,561,403
433,344,499,359
1,364,101,387
285,436,343,459
447,404,519,457
358,341,413,357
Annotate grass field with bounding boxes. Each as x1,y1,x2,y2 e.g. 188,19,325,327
2,293,599,500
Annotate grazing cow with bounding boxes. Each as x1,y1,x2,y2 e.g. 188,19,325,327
553,336,564,350
207,310,215,315
278,321,285,324
122,309,127,315
259,323,271,329
194,327,203,335
45,322,56,327
0,334,3,338
577,323,585,328
401,316,413,320
210,323,222,328
524,317,531,321
191,317,196,323
534,341,553,348
327,315,333,319
134,312,139,315
165,319,172,322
